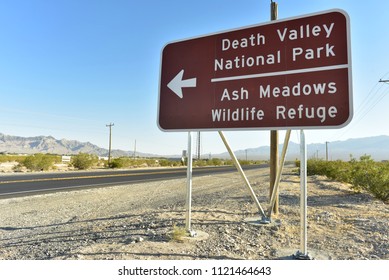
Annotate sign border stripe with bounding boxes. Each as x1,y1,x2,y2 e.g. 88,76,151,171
211,64,349,83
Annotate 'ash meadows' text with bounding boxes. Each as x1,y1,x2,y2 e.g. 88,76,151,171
211,80,339,123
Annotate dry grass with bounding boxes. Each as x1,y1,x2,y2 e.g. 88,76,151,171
170,224,188,242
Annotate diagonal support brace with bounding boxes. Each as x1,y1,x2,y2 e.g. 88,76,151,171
218,131,269,222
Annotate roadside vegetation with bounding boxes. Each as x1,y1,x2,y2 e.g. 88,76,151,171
22,154,61,171
0,154,27,163
1,154,61,172
296,155,389,203
108,157,261,168
71,153,99,170
0,153,262,172
4,152,387,202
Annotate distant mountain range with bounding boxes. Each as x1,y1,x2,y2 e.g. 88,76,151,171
0,133,153,158
1,133,389,161
213,135,389,161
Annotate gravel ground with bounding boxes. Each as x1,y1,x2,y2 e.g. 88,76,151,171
0,166,388,260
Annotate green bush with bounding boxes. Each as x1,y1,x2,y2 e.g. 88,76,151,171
209,158,223,166
158,159,171,167
71,153,98,170
349,156,389,201
110,157,133,168
109,157,174,168
193,160,207,167
238,160,251,166
0,155,27,163
297,156,389,203
22,154,56,171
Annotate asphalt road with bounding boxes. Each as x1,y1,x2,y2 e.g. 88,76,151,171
0,165,266,198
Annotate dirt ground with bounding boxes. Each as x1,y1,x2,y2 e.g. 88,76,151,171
0,165,388,260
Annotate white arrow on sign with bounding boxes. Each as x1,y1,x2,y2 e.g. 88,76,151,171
167,69,197,99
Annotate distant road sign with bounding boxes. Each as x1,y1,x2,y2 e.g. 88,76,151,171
158,9,352,131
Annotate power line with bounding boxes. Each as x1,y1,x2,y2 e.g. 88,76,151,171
357,71,389,106
356,83,388,122
332,72,389,140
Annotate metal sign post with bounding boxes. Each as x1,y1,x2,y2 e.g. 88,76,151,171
294,129,311,259
185,132,193,232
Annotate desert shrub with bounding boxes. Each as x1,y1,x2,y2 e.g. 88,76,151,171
110,157,133,168
22,154,56,171
71,153,98,170
110,157,180,168
169,160,181,167
299,155,389,203
209,158,223,166
238,160,251,166
158,159,171,167
169,224,188,242
350,156,389,201
0,155,25,163
370,163,389,202
193,160,207,167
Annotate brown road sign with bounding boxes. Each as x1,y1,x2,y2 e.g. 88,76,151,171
158,9,352,131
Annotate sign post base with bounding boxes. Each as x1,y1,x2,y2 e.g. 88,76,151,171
293,250,313,260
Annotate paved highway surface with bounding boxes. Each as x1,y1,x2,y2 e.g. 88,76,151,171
0,165,266,198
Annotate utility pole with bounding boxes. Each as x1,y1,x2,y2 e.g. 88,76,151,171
269,0,279,215
196,132,201,160
379,79,389,83
106,123,114,165
133,139,137,158
326,141,329,161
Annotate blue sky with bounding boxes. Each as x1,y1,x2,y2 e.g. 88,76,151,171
1,0,389,156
